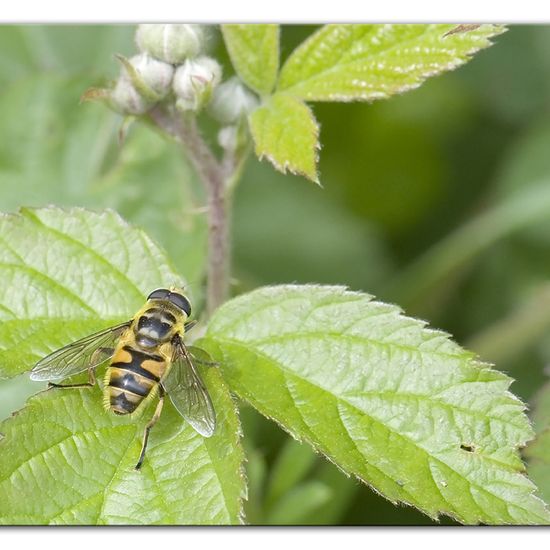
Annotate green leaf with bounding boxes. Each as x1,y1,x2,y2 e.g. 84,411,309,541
0,207,184,381
265,438,317,507
222,24,279,96
298,459,358,525
249,93,319,182
525,382,550,506
0,207,245,524
201,284,550,525
0,26,135,88
0,368,244,524
278,24,505,102
266,480,331,525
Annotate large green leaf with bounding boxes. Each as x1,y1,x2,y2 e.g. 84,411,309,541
201,284,550,524
249,93,319,182
0,207,245,524
278,24,505,102
222,24,279,96
0,368,244,524
0,207,184,380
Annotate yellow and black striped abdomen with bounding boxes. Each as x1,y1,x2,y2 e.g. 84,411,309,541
105,343,167,415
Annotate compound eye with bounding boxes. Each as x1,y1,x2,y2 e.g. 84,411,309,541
168,292,192,316
147,288,170,301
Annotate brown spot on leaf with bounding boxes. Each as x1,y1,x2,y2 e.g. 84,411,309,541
444,25,481,37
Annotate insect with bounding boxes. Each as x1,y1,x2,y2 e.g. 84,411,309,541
30,287,216,470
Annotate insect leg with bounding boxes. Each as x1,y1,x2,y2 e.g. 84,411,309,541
48,368,96,389
135,387,165,471
47,347,114,389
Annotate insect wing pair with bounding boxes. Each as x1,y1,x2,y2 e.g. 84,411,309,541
30,320,216,438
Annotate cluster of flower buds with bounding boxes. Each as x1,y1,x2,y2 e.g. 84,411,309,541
109,24,225,116
103,23,260,152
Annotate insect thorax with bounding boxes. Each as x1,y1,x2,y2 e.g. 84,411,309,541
134,303,184,349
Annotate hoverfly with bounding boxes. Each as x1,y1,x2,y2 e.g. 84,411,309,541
30,287,215,470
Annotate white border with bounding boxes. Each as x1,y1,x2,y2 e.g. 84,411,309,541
1,0,550,23
1,528,548,550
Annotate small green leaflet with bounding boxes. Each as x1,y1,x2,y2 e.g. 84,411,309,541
200,284,550,524
0,207,245,524
222,24,279,96
277,24,506,102
249,94,319,183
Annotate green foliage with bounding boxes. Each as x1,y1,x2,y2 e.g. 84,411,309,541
0,207,182,380
264,438,318,508
525,382,550,505
388,179,550,312
0,370,244,524
249,93,319,182
221,24,279,96
201,285,550,525
239,407,358,525
277,24,505,102
233,158,392,291
1,24,550,527
0,72,207,283
0,207,244,525
247,24,504,182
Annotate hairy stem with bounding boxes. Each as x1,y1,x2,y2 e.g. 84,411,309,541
149,106,236,317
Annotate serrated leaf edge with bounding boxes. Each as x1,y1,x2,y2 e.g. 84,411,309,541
204,283,550,524
250,95,321,183
278,24,507,103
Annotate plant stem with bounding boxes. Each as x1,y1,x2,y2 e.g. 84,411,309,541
149,106,238,317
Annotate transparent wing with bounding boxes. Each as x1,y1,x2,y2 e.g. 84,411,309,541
30,321,131,382
186,345,219,367
162,338,216,437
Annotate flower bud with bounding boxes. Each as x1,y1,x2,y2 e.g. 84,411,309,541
217,125,238,151
136,24,206,64
173,56,222,112
208,77,259,125
124,53,174,98
217,118,249,156
110,76,150,115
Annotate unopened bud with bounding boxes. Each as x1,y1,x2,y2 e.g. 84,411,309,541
173,56,222,112
110,76,150,115
217,125,238,151
136,24,206,64
217,118,249,155
208,77,259,125
124,53,174,98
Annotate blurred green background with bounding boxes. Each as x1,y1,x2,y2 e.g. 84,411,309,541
1,24,550,525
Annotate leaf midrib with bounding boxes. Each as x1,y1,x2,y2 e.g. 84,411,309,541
211,336,548,522
214,334,522,454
